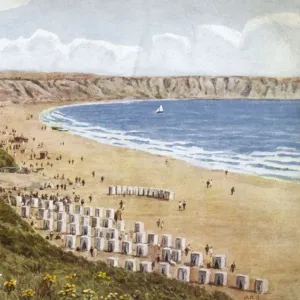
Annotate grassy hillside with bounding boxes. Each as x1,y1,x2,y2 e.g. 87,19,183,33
0,149,16,168
0,201,232,300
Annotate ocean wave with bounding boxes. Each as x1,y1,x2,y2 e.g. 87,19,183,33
40,103,300,181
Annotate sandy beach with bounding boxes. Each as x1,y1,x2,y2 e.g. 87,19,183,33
1,102,300,300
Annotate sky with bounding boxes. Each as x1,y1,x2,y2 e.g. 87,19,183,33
0,0,299,77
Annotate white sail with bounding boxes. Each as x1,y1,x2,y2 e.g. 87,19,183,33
156,105,164,113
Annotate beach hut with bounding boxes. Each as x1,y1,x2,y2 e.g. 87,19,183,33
147,233,158,245
138,187,144,196
121,186,128,195
116,186,122,195
81,225,92,236
106,208,115,219
65,203,73,214
175,237,186,250
108,228,119,240
134,221,144,233
30,197,39,208
108,186,116,195
84,207,94,216
236,274,250,291
199,268,211,284
94,237,106,251
161,234,172,247
43,219,53,231
212,255,226,269
124,259,136,271
117,220,125,231
65,235,76,249
214,272,228,286
21,206,30,218
140,261,152,273
254,279,269,294
80,236,91,251
91,217,101,228
102,218,113,229
69,214,79,224
171,249,182,263
162,248,172,262
136,244,148,257
127,186,133,195
107,239,119,253
45,200,54,210
158,262,170,276
177,266,190,282
38,208,47,220
81,216,90,226
190,252,203,267
94,207,104,218
122,241,132,255
56,202,64,212
107,257,119,267
135,232,146,244
57,212,67,222
57,220,67,233
69,222,80,235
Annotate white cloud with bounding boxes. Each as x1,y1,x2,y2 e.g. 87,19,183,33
0,13,299,77
0,0,30,11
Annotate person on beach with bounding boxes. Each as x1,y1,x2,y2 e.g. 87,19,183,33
81,199,85,206
72,160,74,164
183,201,186,210
225,170,228,176
231,187,235,195
230,261,236,272
205,244,209,255
156,219,161,228
81,156,83,162
185,244,192,256
156,254,160,263
50,232,54,241
206,180,210,188
160,221,164,230
92,171,95,178
119,200,124,209
89,246,94,257
209,246,213,257
101,176,104,182
89,194,93,203
178,201,182,211
82,179,85,187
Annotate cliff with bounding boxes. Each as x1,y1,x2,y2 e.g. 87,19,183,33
0,71,299,104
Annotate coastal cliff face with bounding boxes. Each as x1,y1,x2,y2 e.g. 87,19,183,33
0,72,299,104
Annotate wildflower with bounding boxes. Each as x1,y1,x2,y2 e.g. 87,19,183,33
21,288,35,299
82,288,98,299
58,283,76,299
3,279,16,294
43,273,56,286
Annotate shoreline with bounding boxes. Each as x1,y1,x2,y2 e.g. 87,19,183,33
39,101,300,184
1,102,300,300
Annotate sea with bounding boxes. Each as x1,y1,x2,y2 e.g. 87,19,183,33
40,99,300,181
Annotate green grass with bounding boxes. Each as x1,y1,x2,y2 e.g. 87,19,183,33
0,149,16,168
0,201,232,300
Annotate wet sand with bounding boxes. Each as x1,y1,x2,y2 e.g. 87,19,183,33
1,102,300,300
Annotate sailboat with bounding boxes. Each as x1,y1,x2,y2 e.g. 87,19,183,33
156,105,164,114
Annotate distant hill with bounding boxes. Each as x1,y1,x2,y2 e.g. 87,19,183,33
0,71,299,105
0,200,232,300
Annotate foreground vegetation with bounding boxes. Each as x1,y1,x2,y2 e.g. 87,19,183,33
0,149,16,168
0,201,232,300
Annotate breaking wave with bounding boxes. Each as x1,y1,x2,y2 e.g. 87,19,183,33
40,99,300,181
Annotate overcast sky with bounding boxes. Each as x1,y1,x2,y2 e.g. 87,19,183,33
0,0,299,76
